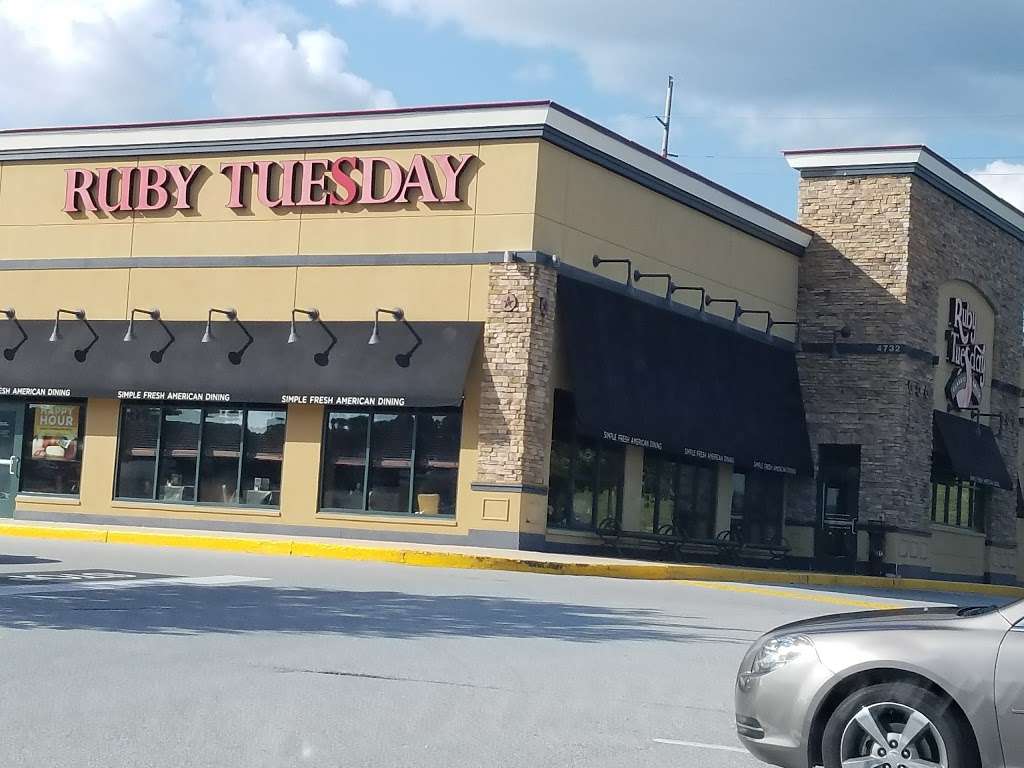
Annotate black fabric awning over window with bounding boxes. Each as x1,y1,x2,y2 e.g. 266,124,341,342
932,409,1013,489
0,319,480,408
557,276,812,476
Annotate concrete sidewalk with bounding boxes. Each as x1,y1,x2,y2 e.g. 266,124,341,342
1,518,1022,599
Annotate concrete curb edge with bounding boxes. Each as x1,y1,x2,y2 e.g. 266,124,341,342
2,522,1022,598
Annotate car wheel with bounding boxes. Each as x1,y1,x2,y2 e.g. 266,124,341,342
822,682,971,768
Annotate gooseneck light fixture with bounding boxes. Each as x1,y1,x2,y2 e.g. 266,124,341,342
201,307,253,365
704,295,741,322
592,255,633,287
201,307,235,344
968,409,1005,435
50,308,99,362
632,270,675,300
1,307,28,361
830,325,852,358
288,307,338,367
737,307,772,333
124,308,176,363
767,318,799,341
670,284,706,311
368,308,405,346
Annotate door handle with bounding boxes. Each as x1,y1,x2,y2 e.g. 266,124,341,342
8,455,18,476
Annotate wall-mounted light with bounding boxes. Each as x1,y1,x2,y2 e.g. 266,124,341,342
201,307,235,343
830,325,852,358
737,307,772,333
124,308,176,363
50,308,99,362
289,307,337,367
969,409,1004,436
632,270,675,300
368,308,405,346
593,255,633,287
0,307,28,361
767,319,799,342
704,296,741,322
202,307,252,365
669,284,706,310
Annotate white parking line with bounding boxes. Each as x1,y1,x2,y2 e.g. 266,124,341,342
653,738,749,754
0,574,267,597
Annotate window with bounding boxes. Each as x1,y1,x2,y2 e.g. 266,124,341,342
546,391,626,531
931,471,985,531
731,471,785,545
21,402,86,496
639,450,717,537
320,408,462,516
115,403,286,507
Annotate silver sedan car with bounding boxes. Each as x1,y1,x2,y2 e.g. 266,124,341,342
735,599,1024,768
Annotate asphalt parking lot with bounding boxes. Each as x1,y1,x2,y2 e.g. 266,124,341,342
0,537,994,768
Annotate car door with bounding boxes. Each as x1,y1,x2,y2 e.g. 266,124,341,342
996,621,1024,766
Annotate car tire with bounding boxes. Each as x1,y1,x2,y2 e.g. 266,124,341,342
821,682,973,768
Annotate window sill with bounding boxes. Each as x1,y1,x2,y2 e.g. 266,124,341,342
316,510,458,526
545,527,600,539
16,494,81,507
110,500,281,518
930,523,985,539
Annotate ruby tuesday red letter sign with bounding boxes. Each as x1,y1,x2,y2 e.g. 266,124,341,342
63,154,475,213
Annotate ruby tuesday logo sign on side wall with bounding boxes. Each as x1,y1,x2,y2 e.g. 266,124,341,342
62,154,476,213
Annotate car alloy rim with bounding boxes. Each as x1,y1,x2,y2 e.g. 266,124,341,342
839,701,948,768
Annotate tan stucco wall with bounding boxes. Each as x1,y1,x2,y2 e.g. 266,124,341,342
930,525,986,578
1,134,799,539
531,142,799,331
0,141,540,259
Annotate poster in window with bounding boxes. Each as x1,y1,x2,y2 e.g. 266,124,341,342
31,404,79,462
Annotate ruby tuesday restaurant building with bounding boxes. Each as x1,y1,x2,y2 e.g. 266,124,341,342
0,101,1022,585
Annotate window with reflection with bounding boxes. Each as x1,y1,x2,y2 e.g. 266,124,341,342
414,412,461,516
931,470,986,532
320,408,462,516
545,391,626,531
640,450,717,538
731,470,786,545
115,403,285,507
20,402,86,497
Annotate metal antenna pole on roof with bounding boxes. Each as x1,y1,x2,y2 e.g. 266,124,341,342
656,75,677,159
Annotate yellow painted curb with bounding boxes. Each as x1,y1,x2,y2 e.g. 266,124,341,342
106,530,293,557
1,522,1022,599
0,523,108,543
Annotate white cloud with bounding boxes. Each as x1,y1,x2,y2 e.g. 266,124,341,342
0,0,189,127
970,161,1024,212
195,0,395,116
369,0,1024,150
0,0,394,128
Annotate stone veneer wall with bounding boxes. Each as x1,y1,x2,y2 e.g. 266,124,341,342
790,176,922,533
793,172,1024,580
476,262,557,489
907,179,1023,582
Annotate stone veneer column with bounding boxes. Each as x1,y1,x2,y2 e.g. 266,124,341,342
476,261,557,491
791,175,932,575
793,171,1024,581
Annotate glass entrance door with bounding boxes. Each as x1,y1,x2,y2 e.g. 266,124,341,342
0,403,24,517
814,445,861,573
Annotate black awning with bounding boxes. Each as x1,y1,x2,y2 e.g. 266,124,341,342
932,410,1013,490
0,319,480,408
557,276,812,476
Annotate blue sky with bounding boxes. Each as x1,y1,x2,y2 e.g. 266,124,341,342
3,0,1024,218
